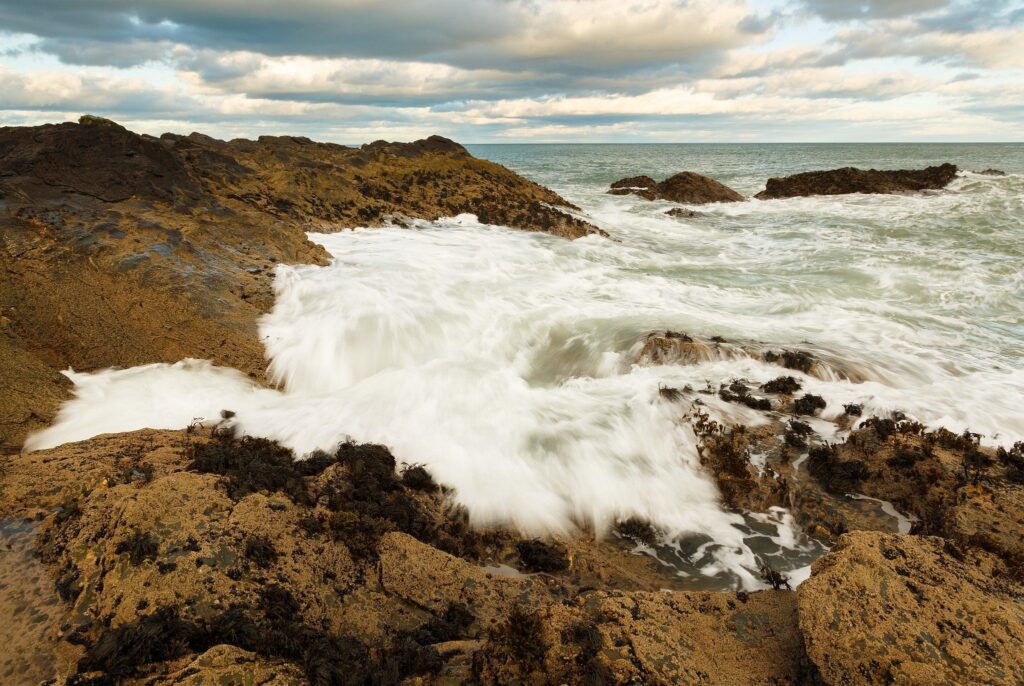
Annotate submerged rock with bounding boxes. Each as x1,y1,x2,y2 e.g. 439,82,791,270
755,163,958,199
977,168,1007,176
665,207,705,218
608,171,743,203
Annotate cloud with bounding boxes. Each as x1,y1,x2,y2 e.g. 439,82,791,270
0,0,1021,142
0,0,763,73
799,0,950,21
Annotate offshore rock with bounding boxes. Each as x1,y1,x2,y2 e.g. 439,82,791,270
608,171,744,203
755,163,958,199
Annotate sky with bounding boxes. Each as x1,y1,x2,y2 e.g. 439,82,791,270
0,0,1022,143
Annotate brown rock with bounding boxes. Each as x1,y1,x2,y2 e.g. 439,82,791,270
798,532,1024,686
122,645,307,686
475,589,810,685
755,163,958,199
665,207,704,218
608,172,743,203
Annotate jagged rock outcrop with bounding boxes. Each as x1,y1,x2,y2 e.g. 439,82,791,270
608,171,744,203
798,532,1024,686
0,116,603,452
755,163,958,199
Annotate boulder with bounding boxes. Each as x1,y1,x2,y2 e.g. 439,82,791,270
665,207,704,218
755,164,957,199
608,172,743,203
798,532,1024,686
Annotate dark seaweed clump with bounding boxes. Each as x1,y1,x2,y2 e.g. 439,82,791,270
486,605,548,670
244,535,279,568
998,442,1024,484
784,420,814,448
615,517,659,547
763,349,814,374
792,394,826,416
323,443,422,558
400,464,438,492
759,562,792,590
115,529,159,566
189,434,338,504
658,384,683,402
761,376,801,394
320,442,467,561
843,403,863,416
516,539,569,573
719,380,772,411
563,620,614,686
72,588,466,686
807,443,868,493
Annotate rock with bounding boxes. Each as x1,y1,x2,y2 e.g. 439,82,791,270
122,645,307,686
755,163,958,199
977,168,1007,176
609,175,656,191
474,589,810,685
798,532,1024,686
665,207,704,218
608,172,743,203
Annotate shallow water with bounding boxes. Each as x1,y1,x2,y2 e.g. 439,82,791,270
27,144,1024,590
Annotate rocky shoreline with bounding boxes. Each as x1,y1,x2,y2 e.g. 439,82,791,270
1,119,1021,685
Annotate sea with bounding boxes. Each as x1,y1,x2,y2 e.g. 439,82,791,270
28,144,1024,590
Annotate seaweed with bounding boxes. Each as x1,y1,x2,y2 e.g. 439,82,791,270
189,434,331,504
115,529,159,566
807,443,868,493
719,381,772,411
759,562,791,590
792,394,826,416
763,349,814,374
564,620,614,686
400,464,438,492
997,441,1024,484
516,539,569,573
784,419,814,448
77,607,197,678
761,376,802,394
615,517,659,547
244,535,279,568
658,384,683,402
489,605,548,669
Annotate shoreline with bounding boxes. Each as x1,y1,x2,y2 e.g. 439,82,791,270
2,118,1022,685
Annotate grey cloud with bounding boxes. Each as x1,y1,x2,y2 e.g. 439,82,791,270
800,0,950,21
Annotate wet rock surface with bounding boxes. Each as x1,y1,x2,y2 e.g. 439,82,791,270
755,163,958,199
608,171,744,203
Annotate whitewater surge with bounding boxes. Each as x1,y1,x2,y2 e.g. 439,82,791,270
26,161,1024,590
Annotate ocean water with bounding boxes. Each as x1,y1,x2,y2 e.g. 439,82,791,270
28,144,1024,590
